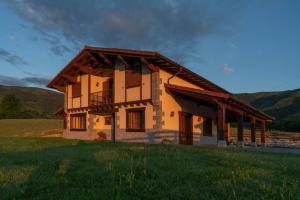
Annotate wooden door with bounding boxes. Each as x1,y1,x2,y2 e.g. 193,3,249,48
102,78,113,103
179,112,193,145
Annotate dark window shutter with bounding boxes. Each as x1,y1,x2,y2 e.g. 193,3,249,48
72,82,81,98
125,64,141,88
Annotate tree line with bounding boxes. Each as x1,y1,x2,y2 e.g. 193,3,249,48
0,94,47,119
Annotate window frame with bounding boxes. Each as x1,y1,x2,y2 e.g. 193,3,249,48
70,113,87,131
126,107,145,132
104,116,112,125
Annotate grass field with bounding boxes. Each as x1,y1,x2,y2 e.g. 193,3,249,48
0,119,62,137
0,119,300,199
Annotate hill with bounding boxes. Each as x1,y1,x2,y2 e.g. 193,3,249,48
0,85,63,118
0,84,299,131
235,88,300,132
235,88,300,119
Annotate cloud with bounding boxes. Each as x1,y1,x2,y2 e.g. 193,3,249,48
0,48,27,65
0,75,50,87
22,77,50,86
222,64,234,74
50,44,72,56
0,75,27,86
5,0,242,62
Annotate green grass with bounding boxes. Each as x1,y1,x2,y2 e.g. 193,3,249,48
0,119,300,199
0,119,62,137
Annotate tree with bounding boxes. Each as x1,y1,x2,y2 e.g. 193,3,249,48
0,94,22,119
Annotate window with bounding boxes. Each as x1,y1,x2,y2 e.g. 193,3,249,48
70,113,86,131
126,108,145,132
104,116,111,125
125,62,141,88
203,118,212,136
72,82,81,98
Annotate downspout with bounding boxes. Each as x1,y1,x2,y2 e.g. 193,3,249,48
167,67,183,84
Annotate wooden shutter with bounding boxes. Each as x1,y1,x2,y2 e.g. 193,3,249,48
72,82,81,98
102,80,109,103
125,64,141,88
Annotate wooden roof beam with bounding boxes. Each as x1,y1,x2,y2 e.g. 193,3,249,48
86,51,99,65
140,57,159,72
63,74,77,83
117,55,129,67
76,65,96,75
98,53,112,66
52,84,65,92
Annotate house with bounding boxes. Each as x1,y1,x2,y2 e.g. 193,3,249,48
48,46,273,146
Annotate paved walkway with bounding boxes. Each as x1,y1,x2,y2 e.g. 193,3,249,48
242,146,300,155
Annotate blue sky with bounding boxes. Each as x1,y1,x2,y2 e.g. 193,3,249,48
0,0,299,93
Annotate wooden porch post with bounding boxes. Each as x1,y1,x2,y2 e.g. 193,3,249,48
260,121,266,147
225,122,230,145
237,114,244,147
217,104,227,147
250,117,257,147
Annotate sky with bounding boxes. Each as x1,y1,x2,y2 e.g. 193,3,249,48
0,0,299,93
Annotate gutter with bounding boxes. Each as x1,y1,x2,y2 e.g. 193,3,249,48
167,67,183,84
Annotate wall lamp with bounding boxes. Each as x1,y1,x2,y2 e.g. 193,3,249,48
170,111,175,117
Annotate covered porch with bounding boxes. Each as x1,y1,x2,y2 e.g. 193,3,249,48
165,84,274,147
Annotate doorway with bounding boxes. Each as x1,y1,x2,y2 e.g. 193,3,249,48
179,112,193,145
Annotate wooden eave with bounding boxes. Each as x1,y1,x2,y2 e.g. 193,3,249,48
48,46,229,93
54,107,66,117
48,46,231,94
165,83,274,121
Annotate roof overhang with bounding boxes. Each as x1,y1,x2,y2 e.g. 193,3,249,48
54,107,66,117
165,83,274,122
47,46,230,94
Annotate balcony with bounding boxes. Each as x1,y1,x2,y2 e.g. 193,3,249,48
89,90,113,107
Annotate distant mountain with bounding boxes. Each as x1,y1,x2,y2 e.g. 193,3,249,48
235,88,300,120
0,85,64,118
235,88,300,132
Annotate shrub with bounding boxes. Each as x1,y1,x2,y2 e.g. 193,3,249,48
97,131,107,141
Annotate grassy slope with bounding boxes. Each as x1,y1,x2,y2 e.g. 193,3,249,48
0,119,62,137
0,119,299,199
0,85,64,117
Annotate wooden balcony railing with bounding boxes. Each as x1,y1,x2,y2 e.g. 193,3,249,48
89,90,113,106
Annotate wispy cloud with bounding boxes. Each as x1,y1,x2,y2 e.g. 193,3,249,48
222,64,234,74
0,75,50,87
0,48,27,65
5,0,242,62
50,44,72,56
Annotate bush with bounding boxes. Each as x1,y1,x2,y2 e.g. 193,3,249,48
0,94,22,119
97,131,107,141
